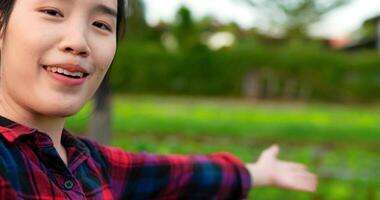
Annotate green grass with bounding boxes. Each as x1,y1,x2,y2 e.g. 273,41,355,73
67,95,380,142
65,95,380,200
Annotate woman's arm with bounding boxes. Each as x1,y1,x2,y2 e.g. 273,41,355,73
81,138,251,199
83,137,316,199
246,144,318,192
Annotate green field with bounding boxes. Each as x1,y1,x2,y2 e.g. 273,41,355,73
66,95,380,200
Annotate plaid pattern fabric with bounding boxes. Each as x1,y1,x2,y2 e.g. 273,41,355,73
0,116,251,199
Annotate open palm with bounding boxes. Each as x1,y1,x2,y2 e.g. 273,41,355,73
246,145,318,192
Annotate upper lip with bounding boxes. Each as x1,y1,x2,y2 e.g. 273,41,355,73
43,63,90,75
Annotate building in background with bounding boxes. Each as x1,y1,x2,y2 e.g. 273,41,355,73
344,15,380,51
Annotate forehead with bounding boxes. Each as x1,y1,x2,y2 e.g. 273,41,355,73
31,0,118,10
85,0,118,9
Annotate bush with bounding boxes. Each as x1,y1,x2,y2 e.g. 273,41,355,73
109,39,380,103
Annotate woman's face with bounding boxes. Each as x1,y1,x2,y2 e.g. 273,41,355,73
0,0,117,117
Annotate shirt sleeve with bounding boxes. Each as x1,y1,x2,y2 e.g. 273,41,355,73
83,139,251,200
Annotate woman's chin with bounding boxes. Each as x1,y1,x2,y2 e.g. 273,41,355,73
41,109,79,118
33,102,84,118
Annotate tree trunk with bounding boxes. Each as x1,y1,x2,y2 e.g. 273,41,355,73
88,79,111,145
242,69,262,100
283,78,297,100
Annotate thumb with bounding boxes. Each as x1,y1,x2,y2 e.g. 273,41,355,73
262,144,280,159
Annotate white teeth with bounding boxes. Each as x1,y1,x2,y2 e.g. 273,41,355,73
63,69,70,75
45,66,84,78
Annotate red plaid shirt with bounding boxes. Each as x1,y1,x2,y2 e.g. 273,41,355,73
0,116,251,199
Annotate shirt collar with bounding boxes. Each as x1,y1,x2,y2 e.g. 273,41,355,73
0,115,89,153
0,116,37,143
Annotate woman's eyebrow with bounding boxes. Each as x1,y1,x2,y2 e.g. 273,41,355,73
94,4,117,19
37,0,117,18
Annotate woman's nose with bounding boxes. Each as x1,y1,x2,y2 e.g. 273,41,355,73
58,28,91,57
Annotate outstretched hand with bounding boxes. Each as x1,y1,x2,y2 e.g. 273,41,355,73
245,144,318,192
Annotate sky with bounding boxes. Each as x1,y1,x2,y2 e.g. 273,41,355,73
143,0,380,39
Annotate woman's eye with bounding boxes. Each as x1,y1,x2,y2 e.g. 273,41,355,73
41,9,63,17
93,21,112,32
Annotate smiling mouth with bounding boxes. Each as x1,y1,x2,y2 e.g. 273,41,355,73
42,65,89,79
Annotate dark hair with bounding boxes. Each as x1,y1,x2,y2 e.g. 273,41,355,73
116,0,127,43
0,0,127,43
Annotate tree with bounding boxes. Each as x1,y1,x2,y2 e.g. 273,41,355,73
172,6,203,50
89,79,112,145
240,0,351,38
125,0,149,39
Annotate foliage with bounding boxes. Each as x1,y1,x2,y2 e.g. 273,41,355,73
110,2,380,103
124,0,149,39
239,0,352,37
110,37,380,102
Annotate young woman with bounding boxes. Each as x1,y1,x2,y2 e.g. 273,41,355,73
0,0,317,199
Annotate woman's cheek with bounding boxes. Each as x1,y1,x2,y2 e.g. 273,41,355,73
94,41,116,76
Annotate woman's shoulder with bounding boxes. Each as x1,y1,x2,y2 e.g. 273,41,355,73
0,134,19,165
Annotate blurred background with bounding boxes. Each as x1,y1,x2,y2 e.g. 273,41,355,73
67,0,380,199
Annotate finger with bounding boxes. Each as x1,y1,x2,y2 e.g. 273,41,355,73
298,171,318,179
285,177,317,192
292,181,317,192
279,161,307,171
262,144,280,158
293,172,318,192
297,177,318,192
291,170,317,181
278,170,318,191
